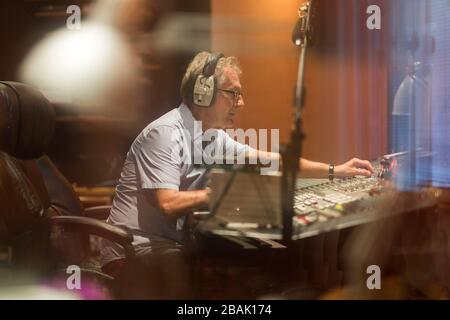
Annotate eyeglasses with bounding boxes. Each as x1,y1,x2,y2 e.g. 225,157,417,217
218,88,243,103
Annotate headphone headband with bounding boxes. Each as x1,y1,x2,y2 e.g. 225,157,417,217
202,52,224,78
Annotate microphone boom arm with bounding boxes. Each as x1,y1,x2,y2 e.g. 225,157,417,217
282,0,313,243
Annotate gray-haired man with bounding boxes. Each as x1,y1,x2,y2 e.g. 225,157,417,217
101,51,373,297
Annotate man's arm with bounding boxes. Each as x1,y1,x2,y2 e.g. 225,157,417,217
298,157,373,178
144,153,374,219
145,188,210,219
247,150,374,178
135,126,211,219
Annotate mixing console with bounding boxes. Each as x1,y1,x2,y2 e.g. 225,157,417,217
199,156,433,241
293,162,383,228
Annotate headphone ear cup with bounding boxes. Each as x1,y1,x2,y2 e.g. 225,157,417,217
191,52,224,108
193,74,216,107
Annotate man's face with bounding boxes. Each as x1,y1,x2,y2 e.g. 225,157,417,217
207,67,244,129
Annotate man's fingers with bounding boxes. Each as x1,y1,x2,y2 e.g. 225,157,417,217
353,158,374,172
355,168,372,177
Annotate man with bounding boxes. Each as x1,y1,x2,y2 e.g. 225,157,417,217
101,52,373,294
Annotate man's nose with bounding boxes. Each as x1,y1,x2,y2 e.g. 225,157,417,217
236,95,244,109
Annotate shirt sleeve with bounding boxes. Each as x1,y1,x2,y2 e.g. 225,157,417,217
133,125,182,191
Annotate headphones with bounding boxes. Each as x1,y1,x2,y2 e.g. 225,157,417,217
191,52,224,108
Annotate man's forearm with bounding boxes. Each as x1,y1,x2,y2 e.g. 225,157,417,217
245,150,373,178
248,150,329,178
298,158,329,178
147,189,210,219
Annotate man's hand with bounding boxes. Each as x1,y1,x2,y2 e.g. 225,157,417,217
335,158,374,178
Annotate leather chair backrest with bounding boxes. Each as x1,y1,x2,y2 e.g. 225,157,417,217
0,82,54,159
0,81,84,216
0,82,87,270
0,82,56,243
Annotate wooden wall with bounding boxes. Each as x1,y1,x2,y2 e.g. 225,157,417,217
211,0,388,164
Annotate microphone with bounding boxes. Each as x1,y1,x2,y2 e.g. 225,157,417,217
291,2,310,47
291,19,305,46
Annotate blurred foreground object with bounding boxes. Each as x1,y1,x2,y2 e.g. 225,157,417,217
19,22,137,110
0,285,78,300
18,0,151,112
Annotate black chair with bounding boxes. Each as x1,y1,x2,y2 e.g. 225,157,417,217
0,81,135,297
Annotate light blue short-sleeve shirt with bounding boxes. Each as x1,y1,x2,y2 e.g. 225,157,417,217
101,104,250,265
